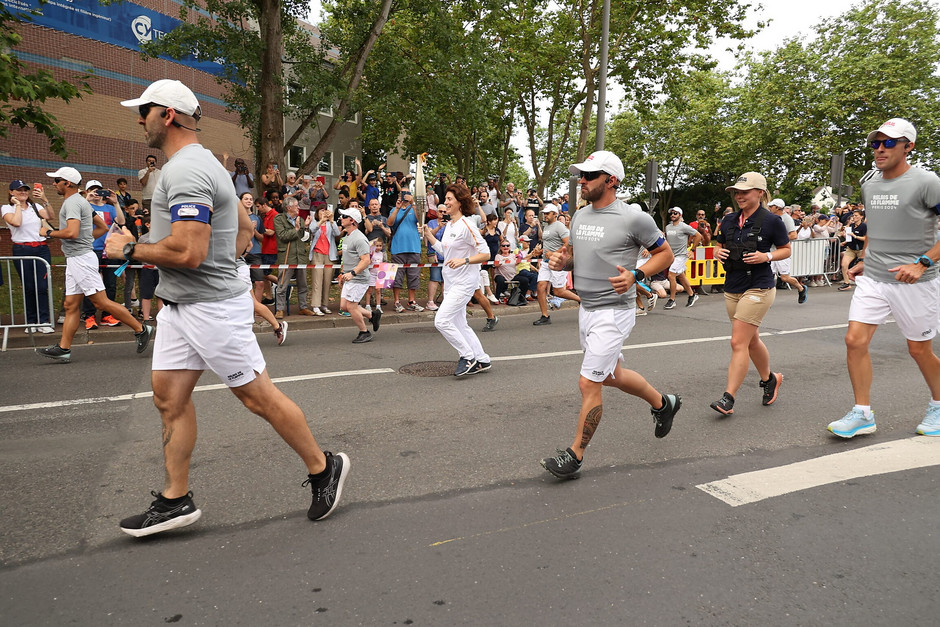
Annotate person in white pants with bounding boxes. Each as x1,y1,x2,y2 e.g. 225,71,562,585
422,184,492,376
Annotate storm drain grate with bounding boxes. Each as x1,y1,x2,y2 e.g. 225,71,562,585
398,361,456,377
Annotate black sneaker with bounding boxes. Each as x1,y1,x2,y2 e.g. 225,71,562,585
686,294,699,307
37,344,71,363
664,299,676,310
533,315,551,326
467,360,491,374
261,296,275,305
371,307,382,332
540,447,582,479
798,286,808,304
135,324,154,354
274,320,288,346
710,392,735,415
304,451,349,521
760,372,783,406
119,490,202,537
482,316,499,332
651,393,682,438
454,356,477,376
352,330,373,343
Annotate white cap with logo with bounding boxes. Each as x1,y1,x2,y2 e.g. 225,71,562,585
121,79,202,119
568,150,625,181
866,117,916,144
46,166,82,185
340,208,362,223
85,180,103,190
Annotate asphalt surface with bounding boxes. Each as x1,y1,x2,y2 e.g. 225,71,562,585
1,285,939,625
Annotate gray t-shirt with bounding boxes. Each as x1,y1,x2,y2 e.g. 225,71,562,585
780,212,796,234
542,220,570,252
342,228,371,284
862,166,940,283
149,143,247,303
59,194,95,258
570,200,663,311
665,221,697,256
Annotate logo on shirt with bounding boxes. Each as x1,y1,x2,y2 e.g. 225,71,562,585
576,224,605,243
870,194,899,210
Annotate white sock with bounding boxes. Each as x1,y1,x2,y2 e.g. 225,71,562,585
854,405,872,418
929,400,940,408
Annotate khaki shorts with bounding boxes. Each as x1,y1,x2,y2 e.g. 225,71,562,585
842,247,862,263
724,288,776,327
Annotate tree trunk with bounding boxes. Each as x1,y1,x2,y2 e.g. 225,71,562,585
258,0,285,176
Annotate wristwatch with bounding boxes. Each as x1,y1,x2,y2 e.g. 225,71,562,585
465,257,471,265
917,255,934,268
123,241,136,260
350,269,358,277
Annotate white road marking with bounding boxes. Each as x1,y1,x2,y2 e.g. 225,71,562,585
0,368,396,415
3,322,850,415
697,436,940,506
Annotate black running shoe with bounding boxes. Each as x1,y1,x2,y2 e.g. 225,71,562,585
119,490,202,537
482,316,499,332
37,344,71,363
533,315,551,326
304,451,349,521
352,330,373,343
760,372,783,406
135,324,154,354
454,356,477,376
261,297,275,305
686,294,699,307
798,286,808,304
710,392,735,415
467,360,491,374
651,393,682,438
371,307,382,332
540,447,582,479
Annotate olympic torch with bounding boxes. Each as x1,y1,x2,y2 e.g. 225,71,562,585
415,152,428,225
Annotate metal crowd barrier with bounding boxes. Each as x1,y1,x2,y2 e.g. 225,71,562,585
1,255,55,351
790,237,841,284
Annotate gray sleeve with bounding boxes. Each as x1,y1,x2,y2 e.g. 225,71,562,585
682,223,698,238
633,212,663,249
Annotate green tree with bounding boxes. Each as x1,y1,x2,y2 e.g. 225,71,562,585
1,4,91,158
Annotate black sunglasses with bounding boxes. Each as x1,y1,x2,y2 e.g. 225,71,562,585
870,138,905,149
579,170,606,181
138,103,167,119
53,178,63,184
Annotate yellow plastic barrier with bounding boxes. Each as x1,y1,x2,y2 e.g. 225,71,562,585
686,246,726,286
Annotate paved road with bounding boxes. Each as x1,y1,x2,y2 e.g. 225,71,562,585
1,287,938,625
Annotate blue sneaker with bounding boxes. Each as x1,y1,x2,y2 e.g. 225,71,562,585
916,405,940,436
454,357,477,377
828,408,876,438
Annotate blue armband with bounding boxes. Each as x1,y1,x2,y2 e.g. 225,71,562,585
170,202,212,224
652,236,666,249
931,203,940,216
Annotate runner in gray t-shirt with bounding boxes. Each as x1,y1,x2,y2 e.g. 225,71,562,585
106,79,349,538
57,193,95,258
768,199,807,303
663,208,702,309
538,150,682,481
533,204,581,324
827,117,940,440
338,207,381,343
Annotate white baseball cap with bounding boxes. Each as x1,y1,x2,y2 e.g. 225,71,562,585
46,166,81,185
340,208,362,223
867,118,916,144
568,150,625,181
121,79,202,119
541,203,559,214
769,198,786,208
85,180,103,190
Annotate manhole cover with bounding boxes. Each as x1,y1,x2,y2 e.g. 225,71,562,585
400,327,438,334
398,361,456,377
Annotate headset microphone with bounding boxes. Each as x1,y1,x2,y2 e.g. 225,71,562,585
159,109,201,132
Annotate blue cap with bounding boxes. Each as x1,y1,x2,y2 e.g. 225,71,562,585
9,179,29,191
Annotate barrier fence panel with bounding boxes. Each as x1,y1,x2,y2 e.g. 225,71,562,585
790,238,841,284
1,256,55,351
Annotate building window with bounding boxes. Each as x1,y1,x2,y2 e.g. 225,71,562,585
343,155,357,175
288,146,305,169
317,151,332,174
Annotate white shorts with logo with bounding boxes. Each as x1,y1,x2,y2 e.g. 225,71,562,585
341,281,368,304
537,264,568,288
849,275,940,341
669,254,688,275
64,251,106,296
152,291,265,388
771,258,792,276
579,306,636,382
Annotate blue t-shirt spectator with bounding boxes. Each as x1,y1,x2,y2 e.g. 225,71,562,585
390,204,421,254
248,213,262,255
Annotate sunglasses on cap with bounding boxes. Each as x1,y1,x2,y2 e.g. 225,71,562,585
870,138,906,149
578,170,606,181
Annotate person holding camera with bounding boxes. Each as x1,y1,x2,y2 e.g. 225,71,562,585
711,172,791,416
138,154,161,212
229,157,254,197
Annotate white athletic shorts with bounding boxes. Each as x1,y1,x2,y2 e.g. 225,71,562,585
152,291,265,388
64,251,105,296
771,258,792,276
341,281,368,304
236,263,251,286
849,275,940,341
669,254,689,275
538,264,568,288
579,306,636,382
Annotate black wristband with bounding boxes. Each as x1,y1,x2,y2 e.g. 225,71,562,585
633,268,645,281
